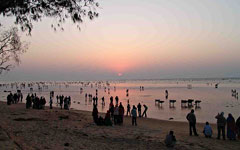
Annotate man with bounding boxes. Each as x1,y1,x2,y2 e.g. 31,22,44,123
126,103,131,116
215,112,226,140
142,104,148,117
186,109,198,136
137,103,142,117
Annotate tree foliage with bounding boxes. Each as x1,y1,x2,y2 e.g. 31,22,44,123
0,0,99,34
0,27,28,74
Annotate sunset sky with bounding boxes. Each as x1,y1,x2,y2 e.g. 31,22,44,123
1,0,240,81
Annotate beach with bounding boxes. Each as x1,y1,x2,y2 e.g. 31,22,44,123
1,79,240,123
0,102,239,150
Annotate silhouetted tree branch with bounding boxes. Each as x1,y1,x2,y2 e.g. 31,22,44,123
0,27,28,74
0,0,99,34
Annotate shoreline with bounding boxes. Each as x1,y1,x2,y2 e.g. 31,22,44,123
0,101,239,150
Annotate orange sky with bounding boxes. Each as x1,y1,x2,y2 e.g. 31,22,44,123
1,0,240,81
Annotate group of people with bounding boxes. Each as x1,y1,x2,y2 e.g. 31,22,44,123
126,102,148,117
92,104,113,126
25,93,46,109
91,96,149,127
186,109,240,140
56,95,71,110
6,91,23,105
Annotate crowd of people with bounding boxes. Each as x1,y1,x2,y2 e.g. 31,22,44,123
56,95,71,110
6,91,23,105
92,96,148,127
5,88,240,148
25,93,46,109
186,109,240,141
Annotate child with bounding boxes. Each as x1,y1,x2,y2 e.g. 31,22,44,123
203,122,213,138
164,131,176,147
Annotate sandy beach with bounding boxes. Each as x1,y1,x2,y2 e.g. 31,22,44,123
0,101,239,150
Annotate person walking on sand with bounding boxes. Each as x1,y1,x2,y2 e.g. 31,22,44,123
164,130,176,147
186,109,198,136
215,112,226,140
203,122,212,138
137,103,142,117
131,105,137,126
142,104,148,117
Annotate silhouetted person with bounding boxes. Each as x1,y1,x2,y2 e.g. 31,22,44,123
142,104,148,117
20,92,23,102
95,96,98,105
93,96,96,105
13,93,18,104
203,122,212,138
85,93,88,101
110,96,113,104
137,103,142,117
101,97,105,106
113,104,119,125
186,109,198,136
227,113,237,140
215,112,226,140
49,97,53,109
164,131,176,147
64,96,68,110
115,96,119,105
7,92,13,105
60,95,63,109
26,94,32,109
165,90,168,99
118,102,125,124
92,104,98,124
131,105,137,126
126,103,131,116
109,102,114,120
104,110,112,126
236,116,240,139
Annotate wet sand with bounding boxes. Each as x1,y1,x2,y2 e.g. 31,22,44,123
0,102,239,150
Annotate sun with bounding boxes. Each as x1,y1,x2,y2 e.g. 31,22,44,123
118,73,123,77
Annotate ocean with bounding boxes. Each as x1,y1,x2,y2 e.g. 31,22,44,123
1,78,240,123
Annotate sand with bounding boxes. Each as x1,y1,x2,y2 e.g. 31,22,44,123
0,101,239,150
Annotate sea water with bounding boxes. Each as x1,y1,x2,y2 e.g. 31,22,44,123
1,79,240,123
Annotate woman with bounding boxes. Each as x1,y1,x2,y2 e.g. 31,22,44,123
104,110,112,126
236,116,240,139
227,113,237,140
92,104,98,124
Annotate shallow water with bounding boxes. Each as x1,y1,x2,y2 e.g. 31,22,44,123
1,79,240,123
